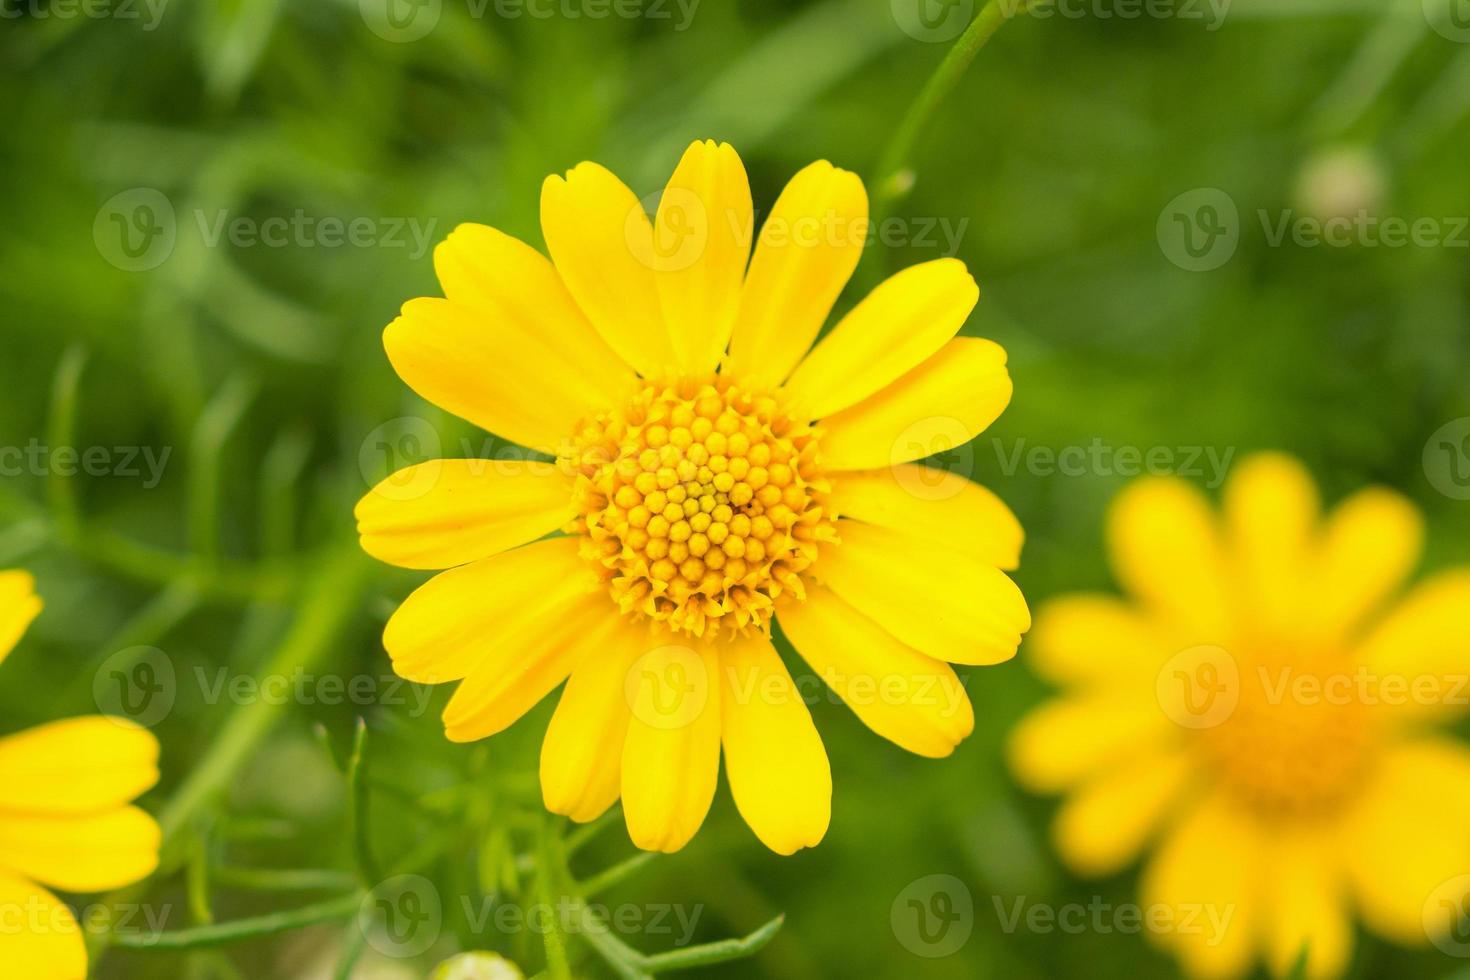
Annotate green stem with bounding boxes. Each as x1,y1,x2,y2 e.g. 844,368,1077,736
212,867,360,892
873,0,1032,205
536,820,574,980
45,344,88,542
156,546,372,853
346,718,381,884
109,893,364,951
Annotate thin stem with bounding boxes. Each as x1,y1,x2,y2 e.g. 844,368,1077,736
874,0,1032,204
212,867,360,892
109,893,364,951
346,718,381,884
156,546,372,854
536,820,574,980
45,344,88,542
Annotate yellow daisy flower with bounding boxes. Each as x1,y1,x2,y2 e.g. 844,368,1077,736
0,570,163,979
1008,453,1470,979
357,140,1031,854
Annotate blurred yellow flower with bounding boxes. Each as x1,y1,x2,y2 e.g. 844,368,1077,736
357,139,1030,854
0,571,163,979
1009,452,1470,979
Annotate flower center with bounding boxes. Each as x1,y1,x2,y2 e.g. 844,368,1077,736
1200,654,1373,817
562,375,834,640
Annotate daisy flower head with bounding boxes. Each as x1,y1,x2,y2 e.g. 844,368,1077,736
357,139,1031,855
1008,452,1470,979
0,571,162,979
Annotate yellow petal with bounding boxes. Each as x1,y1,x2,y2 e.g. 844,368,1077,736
778,584,973,758
815,520,1029,665
539,620,650,824
827,465,1022,570
725,160,867,388
1340,736,1470,945
1223,452,1319,638
621,643,722,853
0,872,86,979
0,807,159,893
1262,829,1351,980
1026,594,1170,687
1108,476,1231,641
356,459,574,570
1140,788,1261,980
0,717,159,816
0,570,42,667
1353,569,1470,724
818,338,1012,472
1052,747,1191,878
783,259,978,419
654,140,752,375
441,587,617,743
541,162,678,378
383,537,594,684
384,297,610,454
1008,692,1174,794
719,635,831,855
1303,487,1423,641
432,222,635,408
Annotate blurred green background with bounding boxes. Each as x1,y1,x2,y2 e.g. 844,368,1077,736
3,0,1470,977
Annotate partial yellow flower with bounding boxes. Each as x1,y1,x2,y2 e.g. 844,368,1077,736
1008,452,1470,979
0,571,163,980
357,140,1030,855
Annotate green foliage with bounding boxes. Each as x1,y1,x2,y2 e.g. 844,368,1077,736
2,0,1469,977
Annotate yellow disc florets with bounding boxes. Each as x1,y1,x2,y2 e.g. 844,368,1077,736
1201,655,1373,817
561,375,835,640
